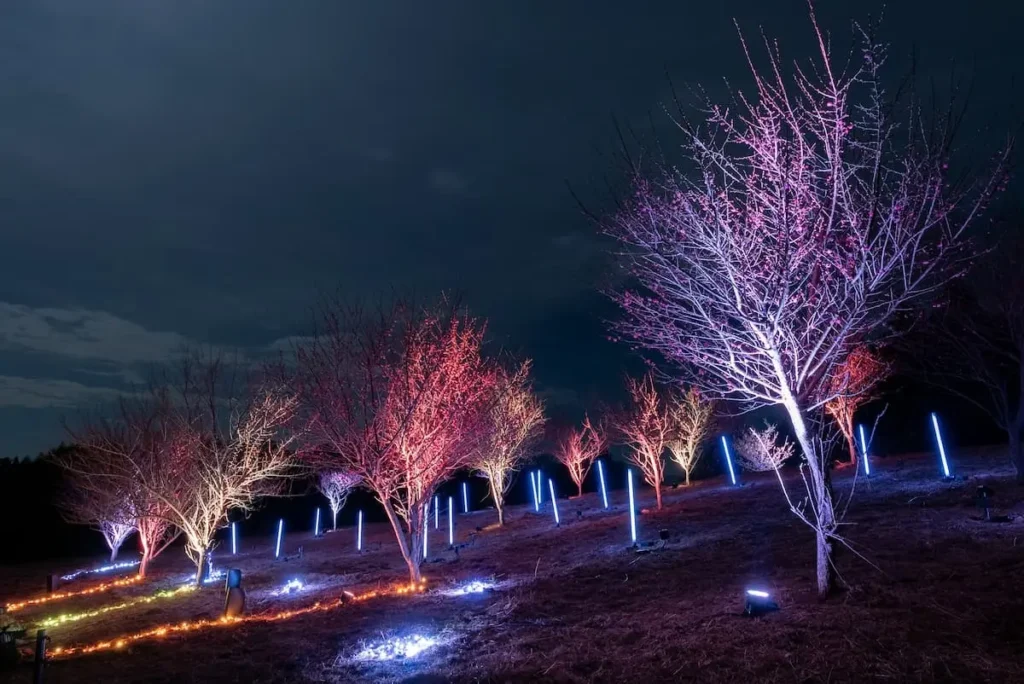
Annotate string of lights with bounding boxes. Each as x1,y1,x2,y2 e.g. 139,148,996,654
50,580,427,659
5,574,143,612
60,561,141,582
37,585,196,629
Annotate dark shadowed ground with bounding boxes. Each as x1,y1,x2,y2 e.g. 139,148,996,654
3,447,1023,683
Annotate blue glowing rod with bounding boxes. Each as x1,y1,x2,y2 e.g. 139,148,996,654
422,504,429,559
597,459,609,509
530,472,540,511
231,522,237,555
548,479,560,525
462,481,469,513
448,496,455,547
858,424,871,476
357,510,363,552
536,470,544,505
434,495,439,530
721,435,738,486
627,469,637,545
314,508,321,537
275,519,284,559
931,412,952,478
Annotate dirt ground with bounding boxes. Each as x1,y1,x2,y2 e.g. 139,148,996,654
3,447,1024,684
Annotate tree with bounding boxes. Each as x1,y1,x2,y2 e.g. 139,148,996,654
617,373,671,509
665,388,714,486
59,474,135,562
734,423,795,472
918,241,1024,479
474,361,546,524
290,298,496,582
318,471,362,530
605,11,1007,595
824,347,890,466
553,415,605,498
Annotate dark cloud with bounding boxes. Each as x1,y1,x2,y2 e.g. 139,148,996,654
1,0,1021,455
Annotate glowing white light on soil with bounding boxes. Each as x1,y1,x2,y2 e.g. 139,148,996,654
274,579,304,596
858,424,871,476
746,589,770,598
548,479,559,525
354,634,437,661
597,459,609,509
627,469,637,544
931,412,952,478
721,436,737,485
275,520,284,559
445,580,494,596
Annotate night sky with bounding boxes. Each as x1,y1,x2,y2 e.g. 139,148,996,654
1,1,1021,457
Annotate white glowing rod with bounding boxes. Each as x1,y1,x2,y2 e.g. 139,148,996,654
931,412,952,478
462,482,469,513
314,508,321,537
530,472,539,512
448,496,454,547
231,522,237,555
422,504,429,559
357,510,363,552
720,435,737,486
596,459,609,509
746,589,770,598
537,470,544,504
275,519,284,559
434,495,439,530
548,479,560,525
627,469,637,544
858,424,871,476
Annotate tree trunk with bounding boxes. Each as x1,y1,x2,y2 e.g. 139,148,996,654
654,482,663,510
845,414,858,467
193,547,206,587
1009,427,1024,483
684,468,691,487
782,396,836,599
577,481,584,498
489,480,504,526
381,499,421,583
138,532,150,578
110,545,118,563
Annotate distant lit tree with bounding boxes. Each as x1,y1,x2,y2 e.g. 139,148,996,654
474,361,546,524
617,373,671,509
318,471,361,530
606,10,1007,595
553,415,605,498
59,476,135,562
665,388,715,486
824,347,891,466
734,423,795,472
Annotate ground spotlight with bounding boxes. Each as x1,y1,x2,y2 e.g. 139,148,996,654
744,589,778,616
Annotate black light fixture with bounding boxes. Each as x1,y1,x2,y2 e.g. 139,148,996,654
744,589,779,616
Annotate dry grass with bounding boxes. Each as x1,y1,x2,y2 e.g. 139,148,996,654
3,447,1024,683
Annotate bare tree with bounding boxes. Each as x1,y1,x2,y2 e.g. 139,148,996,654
318,471,362,530
605,10,1008,595
735,423,796,472
617,373,671,509
289,298,496,582
665,387,715,486
59,473,135,562
474,361,546,524
824,347,891,466
553,415,605,498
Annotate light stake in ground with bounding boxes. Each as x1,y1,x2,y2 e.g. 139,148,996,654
627,469,637,545
434,496,439,529
314,508,321,537
274,519,284,559
858,425,871,476
356,510,363,552
530,471,539,511
548,479,560,526
597,459,609,509
931,413,953,479
462,481,469,513
231,523,237,555
422,503,428,559
447,496,454,547
720,436,737,486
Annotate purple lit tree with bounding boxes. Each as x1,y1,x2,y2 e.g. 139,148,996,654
606,11,1008,595
318,471,362,530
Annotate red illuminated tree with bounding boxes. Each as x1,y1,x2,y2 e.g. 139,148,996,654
824,347,891,466
606,11,1007,595
318,471,362,530
289,297,497,582
617,373,671,509
553,414,605,498
474,361,546,524
665,388,715,486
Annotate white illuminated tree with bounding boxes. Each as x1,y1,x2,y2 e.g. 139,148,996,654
59,478,135,562
617,373,671,509
606,11,1008,595
665,387,715,486
553,414,605,498
734,423,795,472
318,471,362,530
474,361,546,524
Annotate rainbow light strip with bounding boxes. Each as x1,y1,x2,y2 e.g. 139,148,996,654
6,574,143,612
50,580,427,658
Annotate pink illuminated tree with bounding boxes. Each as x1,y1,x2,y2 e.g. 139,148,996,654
318,471,362,530
289,297,497,582
617,373,671,509
606,11,1008,595
824,347,891,466
553,414,605,498
473,361,546,525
